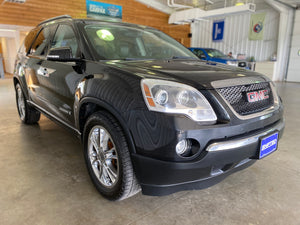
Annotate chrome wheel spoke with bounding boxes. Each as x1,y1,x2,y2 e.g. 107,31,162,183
104,148,116,159
90,151,97,158
17,87,26,119
91,160,102,178
99,128,109,152
107,154,118,160
88,125,119,188
100,170,108,185
90,129,100,153
105,152,118,160
103,164,117,184
91,159,99,167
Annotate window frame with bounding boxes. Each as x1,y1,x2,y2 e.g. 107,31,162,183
24,27,41,56
27,24,57,58
50,23,80,58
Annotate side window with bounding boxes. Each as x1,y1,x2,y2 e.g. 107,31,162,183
24,28,40,54
30,26,53,56
50,25,78,58
194,49,206,59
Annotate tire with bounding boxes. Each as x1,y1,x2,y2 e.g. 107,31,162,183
83,111,140,201
15,83,40,124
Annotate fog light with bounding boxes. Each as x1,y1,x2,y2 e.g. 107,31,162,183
176,139,191,156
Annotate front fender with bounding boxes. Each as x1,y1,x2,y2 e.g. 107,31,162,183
13,73,28,99
76,96,138,154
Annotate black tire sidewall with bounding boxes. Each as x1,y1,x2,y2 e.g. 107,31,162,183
15,83,40,124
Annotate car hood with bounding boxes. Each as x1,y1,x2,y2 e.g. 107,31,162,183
105,59,269,90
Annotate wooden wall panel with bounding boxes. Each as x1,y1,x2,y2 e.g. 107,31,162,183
0,0,190,46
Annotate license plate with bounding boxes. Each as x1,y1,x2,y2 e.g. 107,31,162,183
259,132,279,159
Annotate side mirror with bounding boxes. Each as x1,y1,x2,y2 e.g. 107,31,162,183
47,47,81,62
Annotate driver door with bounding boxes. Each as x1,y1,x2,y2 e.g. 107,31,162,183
41,24,84,126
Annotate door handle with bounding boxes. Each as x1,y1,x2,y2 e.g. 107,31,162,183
37,67,49,77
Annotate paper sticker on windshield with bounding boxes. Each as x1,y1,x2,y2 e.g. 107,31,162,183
96,29,115,41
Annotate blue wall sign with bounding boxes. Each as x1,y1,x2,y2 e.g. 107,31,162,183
86,0,122,21
212,20,225,42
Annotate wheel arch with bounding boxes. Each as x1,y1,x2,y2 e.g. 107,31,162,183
13,76,30,100
77,97,137,154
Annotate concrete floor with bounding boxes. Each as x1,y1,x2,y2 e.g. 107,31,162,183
0,78,299,225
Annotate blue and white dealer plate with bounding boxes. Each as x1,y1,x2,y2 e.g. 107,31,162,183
259,132,279,159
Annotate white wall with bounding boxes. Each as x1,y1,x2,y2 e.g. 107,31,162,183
255,61,275,80
191,7,279,62
1,37,17,74
0,24,32,74
0,29,19,74
287,10,300,82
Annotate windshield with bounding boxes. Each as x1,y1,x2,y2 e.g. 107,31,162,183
84,24,198,61
205,49,226,58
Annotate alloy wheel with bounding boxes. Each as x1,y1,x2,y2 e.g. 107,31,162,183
16,85,26,120
88,125,119,187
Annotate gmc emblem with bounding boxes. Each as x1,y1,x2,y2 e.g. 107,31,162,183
246,90,269,102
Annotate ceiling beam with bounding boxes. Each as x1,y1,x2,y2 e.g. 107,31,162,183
169,3,256,24
135,0,174,14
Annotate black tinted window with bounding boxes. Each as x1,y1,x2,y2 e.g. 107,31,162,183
50,25,78,58
24,28,40,54
30,27,53,56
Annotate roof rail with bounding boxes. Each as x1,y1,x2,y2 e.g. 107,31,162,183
38,15,72,26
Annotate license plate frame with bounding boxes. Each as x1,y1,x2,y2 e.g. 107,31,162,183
258,132,279,159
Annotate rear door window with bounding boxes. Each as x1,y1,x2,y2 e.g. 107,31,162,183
29,26,55,56
24,28,40,55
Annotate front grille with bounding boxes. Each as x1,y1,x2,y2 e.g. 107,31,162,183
218,82,274,116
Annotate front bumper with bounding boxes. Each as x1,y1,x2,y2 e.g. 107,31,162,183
131,119,285,196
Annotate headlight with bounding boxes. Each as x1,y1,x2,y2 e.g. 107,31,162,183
226,61,238,66
141,79,217,124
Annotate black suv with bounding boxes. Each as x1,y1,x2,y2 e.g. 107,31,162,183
14,15,284,201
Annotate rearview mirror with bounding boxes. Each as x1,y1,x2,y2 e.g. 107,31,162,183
47,47,81,62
